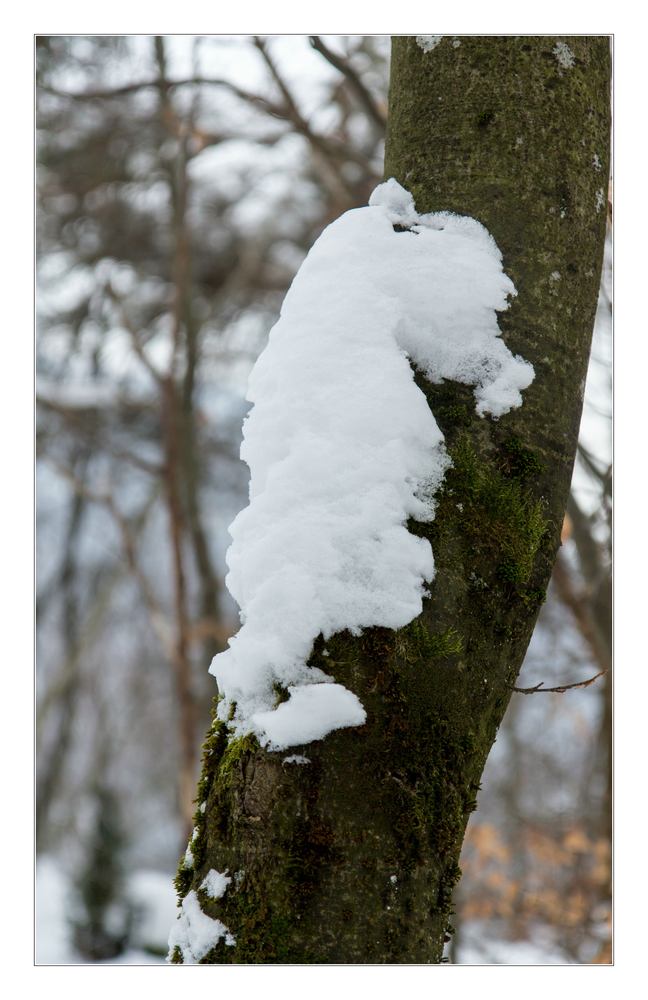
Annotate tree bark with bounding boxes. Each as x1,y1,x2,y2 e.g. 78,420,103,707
172,36,610,964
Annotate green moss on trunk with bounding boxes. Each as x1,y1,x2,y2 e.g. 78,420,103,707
173,36,610,963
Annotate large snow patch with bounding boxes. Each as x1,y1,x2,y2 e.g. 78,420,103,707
210,179,534,749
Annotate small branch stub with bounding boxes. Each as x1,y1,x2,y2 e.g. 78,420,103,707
511,669,607,695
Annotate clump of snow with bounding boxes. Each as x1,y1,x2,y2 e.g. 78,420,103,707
595,188,606,213
416,35,443,52
200,869,232,900
553,42,575,69
182,826,199,868
210,179,534,750
252,684,366,747
368,176,418,226
167,890,235,963
283,754,311,765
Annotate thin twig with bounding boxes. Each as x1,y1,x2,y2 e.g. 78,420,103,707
552,552,611,675
252,36,371,182
36,396,163,475
41,62,373,172
577,442,609,483
47,457,172,652
567,491,611,588
104,285,164,383
40,77,287,119
308,36,387,130
511,669,607,695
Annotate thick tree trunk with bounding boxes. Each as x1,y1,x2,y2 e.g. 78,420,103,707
172,36,610,963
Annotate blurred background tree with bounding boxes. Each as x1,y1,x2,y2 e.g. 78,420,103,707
69,779,132,961
35,34,611,964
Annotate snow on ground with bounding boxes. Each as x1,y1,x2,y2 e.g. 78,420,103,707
452,920,576,965
35,857,76,964
36,857,174,965
129,869,179,957
211,179,534,749
36,857,578,965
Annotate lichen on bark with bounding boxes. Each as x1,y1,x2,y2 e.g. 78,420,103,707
170,36,611,964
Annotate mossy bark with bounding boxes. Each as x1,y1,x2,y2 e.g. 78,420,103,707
174,36,611,963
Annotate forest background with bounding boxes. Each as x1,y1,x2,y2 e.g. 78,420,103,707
31,33,616,966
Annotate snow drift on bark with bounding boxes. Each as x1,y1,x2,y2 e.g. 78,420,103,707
167,890,235,963
210,178,534,749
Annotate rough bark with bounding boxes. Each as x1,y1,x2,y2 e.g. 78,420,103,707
173,36,610,964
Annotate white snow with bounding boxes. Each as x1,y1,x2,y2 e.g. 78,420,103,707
200,868,232,900
252,684,366,747
416,36,443,53
283,754,311,765
36,857,76,964
36,859,172,965
553,42,575,70
167,890,235,963
182,826,199,868
210,179,534,749
453,919,576,964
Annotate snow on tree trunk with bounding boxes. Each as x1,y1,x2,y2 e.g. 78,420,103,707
211,177,533,749
169,36,610,964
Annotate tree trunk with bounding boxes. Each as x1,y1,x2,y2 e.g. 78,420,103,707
171,36,610,964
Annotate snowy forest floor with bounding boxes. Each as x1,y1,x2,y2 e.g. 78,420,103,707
35,856,582,966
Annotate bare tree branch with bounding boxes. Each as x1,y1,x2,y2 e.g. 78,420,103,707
40,77,288,120
511,669,607,695
252,36,373,191
46,457,173,652
308,35,387,130
105,288,164,384
36,396,163,475
552,551,611,675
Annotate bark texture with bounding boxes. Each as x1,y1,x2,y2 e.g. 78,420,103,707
172,36,610,963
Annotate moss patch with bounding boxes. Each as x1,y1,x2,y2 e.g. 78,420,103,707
447,434,548,590
173,860,194,901
217,733,259,788
499,435,546,481
395,620,463,665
